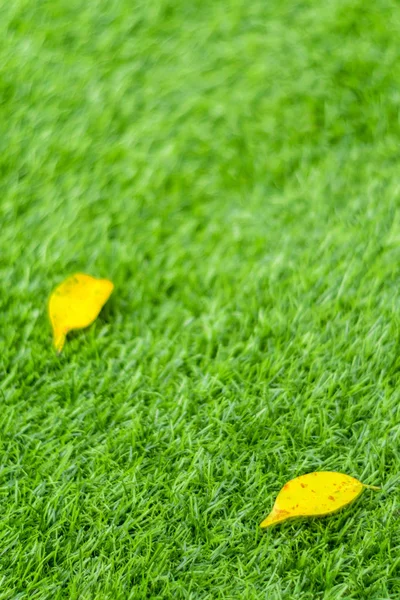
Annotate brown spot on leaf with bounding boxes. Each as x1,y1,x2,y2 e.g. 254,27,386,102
300,483,307,488
328,495,335,501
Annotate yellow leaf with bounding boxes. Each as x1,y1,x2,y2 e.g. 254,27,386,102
260,471,379,529
49,273,114,353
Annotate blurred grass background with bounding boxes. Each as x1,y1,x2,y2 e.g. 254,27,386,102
1,0,400,598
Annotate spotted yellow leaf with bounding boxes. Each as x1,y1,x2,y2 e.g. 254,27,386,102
49,273,114,353
260,471,379,529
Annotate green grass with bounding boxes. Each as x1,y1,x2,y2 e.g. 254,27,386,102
1,0,400,597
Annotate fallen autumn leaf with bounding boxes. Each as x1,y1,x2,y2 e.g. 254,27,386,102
49,273,114,353
260,471,379,529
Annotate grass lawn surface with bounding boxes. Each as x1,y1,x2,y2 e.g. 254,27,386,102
1,0,400,598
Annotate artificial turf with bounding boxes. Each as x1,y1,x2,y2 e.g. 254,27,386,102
1,0,400,598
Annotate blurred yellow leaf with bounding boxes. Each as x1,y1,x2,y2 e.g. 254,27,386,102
49,273,114,353
260,471,379,529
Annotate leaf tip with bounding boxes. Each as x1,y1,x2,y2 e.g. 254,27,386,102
260,517,273,529
53,331,66,353
260,510,290,529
